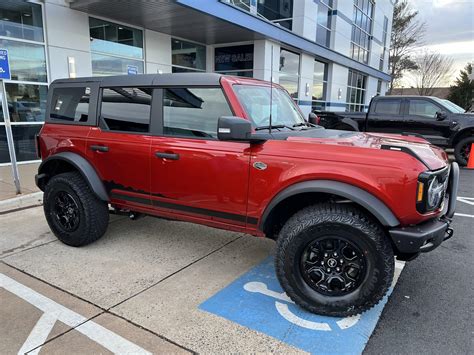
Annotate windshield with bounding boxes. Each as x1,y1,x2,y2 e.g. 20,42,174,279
431,97,465,113
233,84,306,128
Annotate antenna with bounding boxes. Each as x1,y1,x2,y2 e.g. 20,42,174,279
269,45,274,134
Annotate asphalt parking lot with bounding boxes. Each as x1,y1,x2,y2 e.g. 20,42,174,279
1,169,472,354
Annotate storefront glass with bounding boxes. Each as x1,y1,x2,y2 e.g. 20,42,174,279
0,0,44,42
0,39,47,82
172,38,206,72
279,49,300,99
312,60,328,111
214,44,253,77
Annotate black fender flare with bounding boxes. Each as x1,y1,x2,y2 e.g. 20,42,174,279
339,117,360,131
259,180,400,230
37,152,109,202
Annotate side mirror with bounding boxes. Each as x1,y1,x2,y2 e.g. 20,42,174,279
217,116,252,141
435,111,447,121
308,112,320,125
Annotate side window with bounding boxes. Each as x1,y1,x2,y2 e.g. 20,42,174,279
100,87,152,133
50,86,90,122
374,100,401,114
163,87,232,138
409,100,440,118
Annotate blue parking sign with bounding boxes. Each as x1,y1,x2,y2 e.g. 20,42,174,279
127,65,138,75
0,49,11,80
200,256,404,354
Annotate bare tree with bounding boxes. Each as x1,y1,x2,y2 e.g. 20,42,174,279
389,0,425,91
412,51,454,96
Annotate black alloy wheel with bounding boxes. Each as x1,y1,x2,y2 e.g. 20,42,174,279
53,191,80,232
300,236,367,297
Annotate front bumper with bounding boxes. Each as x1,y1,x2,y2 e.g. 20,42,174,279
389,218,453,254
389,162,459,258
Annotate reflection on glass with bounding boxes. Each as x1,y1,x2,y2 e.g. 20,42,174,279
0,126,10,163
89,17,143,59
279,76,299,99
0,39,47,82
214,45,254,71
11,125,41,162
1,83,47,123
0,1,44,42
172,39,206,71
280,49,300,75
91,53,144,76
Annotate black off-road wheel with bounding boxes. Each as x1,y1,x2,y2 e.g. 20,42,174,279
454,136,474,166
275,204,394,317
43,172,109,247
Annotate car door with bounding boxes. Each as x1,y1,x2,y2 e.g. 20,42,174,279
150,86,251,230
406,98,451,145
86,86,153,209
366,98,404,133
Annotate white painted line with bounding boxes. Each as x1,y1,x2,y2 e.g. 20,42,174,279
455,213,474,218
457,197,474,206
244,281,294,303
275,302,332,331
458,196,474,200
18,313,57,355
0,273,151,354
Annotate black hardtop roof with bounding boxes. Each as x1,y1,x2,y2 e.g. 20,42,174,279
51,72,224,87
374,95,439,100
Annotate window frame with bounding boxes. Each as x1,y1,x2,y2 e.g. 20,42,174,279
157,85,235,141
45,82,100,126
97,86,155,134
407,99,443,119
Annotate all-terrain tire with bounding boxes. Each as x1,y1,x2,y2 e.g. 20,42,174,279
454,136,474,166
275,203,394,317
44,172,109,246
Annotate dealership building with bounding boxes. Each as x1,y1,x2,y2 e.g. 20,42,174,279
0,0,393,190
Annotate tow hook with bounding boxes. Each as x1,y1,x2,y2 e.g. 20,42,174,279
444,227,454,242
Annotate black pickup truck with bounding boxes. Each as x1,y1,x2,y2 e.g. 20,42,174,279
312,95,474,165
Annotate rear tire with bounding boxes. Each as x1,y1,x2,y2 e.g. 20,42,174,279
275,203,394,317
44,172,109,246
454,136,474,166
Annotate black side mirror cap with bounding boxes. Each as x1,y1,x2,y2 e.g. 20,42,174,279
308,112,318,124
218,116,253,141
436,111,447,121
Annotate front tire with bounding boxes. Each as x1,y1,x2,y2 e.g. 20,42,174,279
275,204,394,317
44,172,109,246
454,136,474,166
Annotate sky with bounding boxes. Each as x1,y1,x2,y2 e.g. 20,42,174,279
398,0,474,87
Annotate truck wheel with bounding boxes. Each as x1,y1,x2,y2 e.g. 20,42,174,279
275,204,394,317
454,136,474,166
43,172,109,247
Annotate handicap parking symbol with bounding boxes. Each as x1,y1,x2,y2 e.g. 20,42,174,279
200,256,403,354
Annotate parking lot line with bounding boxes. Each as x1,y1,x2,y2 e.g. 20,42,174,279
0,273,151,354
454,213,474,218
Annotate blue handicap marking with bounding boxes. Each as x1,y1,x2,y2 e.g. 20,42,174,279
200,256,404,354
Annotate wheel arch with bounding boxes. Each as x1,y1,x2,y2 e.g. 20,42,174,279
37,152,109,202
260,180,400,238
451,128,474,147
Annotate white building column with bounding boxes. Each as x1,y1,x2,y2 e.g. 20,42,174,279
297,53,315,117
44,0,92,81
327,63,348,112
253,40,280,82
145,30,172,74
292,0,318,41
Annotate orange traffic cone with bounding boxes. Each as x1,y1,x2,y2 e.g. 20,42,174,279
467,143,474,169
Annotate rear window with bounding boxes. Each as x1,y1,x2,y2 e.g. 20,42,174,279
100,87,152,133
50,87,90,122
374,100,401,115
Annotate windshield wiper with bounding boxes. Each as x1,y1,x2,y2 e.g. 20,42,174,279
255,124,295,131
292,122,314,128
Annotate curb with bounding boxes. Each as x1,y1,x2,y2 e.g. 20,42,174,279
0,192,43,214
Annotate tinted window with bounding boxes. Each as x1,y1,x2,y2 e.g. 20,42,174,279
50,87,90,122
101,87,151,132
163,88,232,138
409,100,440,118
374,100,401,114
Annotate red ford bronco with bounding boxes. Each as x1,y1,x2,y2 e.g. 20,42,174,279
36,73,459,316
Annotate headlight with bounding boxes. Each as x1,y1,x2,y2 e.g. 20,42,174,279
416,167,449,214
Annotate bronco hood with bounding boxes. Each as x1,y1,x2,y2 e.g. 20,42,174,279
284,129,448,170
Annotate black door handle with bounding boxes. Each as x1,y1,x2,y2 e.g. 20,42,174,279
90,145,109,152
155,152,179,160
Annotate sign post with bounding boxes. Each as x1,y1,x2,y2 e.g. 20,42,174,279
0,48,21,194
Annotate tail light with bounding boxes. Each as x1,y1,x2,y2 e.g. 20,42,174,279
315,115,321,125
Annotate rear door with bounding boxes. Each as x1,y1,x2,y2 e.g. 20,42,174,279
86,86,153,209
366,98,404,133
149,86,251,230
406,98,451,145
